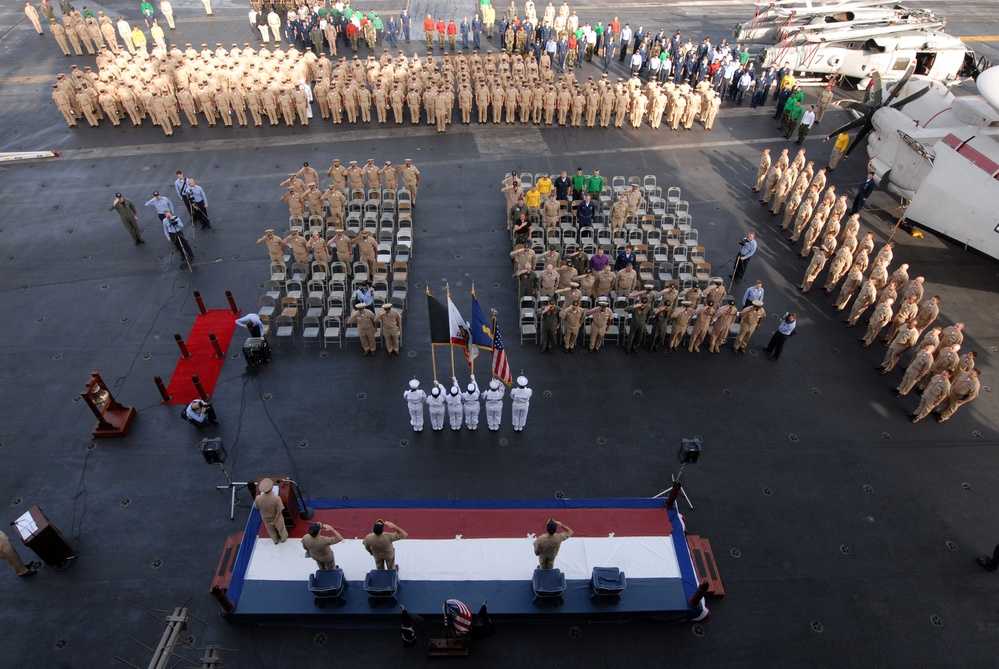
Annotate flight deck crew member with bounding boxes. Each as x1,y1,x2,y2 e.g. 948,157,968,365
533,519,573,569
254,478,288,544
302,523,343,570
108,192,144,244
363,519,407,570
404,379,427,431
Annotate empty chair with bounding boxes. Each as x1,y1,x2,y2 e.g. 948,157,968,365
377,227,394,244
652,244,670,263
392,261,408,283
308,568,345,606
695,262,712,284
676,213,692,231
372,261,389,283
639,261,655,283
591,566,627,602
657,261,674,282
650,196,667,217
270,262,287,283
395,242,411,264
290,262,309,282
677,261,694,282
532,568,566,603
263,280,282,301
643,174,657,192
301,315,321,346
611,229,627,248
666,186,681,206
646,229,662,248
390,279,408,310
310,260,328,283
519,172,533,188
326,294,345,320
633,243,648,264
363,201,379,217
323,316,342,348
396,188,412,204
363,569,399,599
673,245,688,263
684,229,699,247
280,296,300,324
274,314,295,346
330,261,347,285
289,214,305,230
689,245,706,265
307,278,325,301
285,279,304,305
258,294,277,319
627,228,644,246
305,294,324,320
611,175,626,195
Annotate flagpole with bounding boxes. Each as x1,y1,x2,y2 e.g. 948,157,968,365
446,283,456,379
469,283,476,376
490,313,498,380
427,284,438,383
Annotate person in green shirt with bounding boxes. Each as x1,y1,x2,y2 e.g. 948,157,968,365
570,167,587,201
785,101,804,139
140,0,154,26
586,169,605,198
738,46,750,66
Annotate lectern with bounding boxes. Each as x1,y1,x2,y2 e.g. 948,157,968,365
14,505,76,570
81,372,136,438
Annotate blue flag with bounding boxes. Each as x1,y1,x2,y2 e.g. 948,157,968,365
470,292,494,351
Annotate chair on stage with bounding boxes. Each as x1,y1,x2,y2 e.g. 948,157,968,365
590,567,627,603
364,569,399,602
308,568,346,607
532,568,566,605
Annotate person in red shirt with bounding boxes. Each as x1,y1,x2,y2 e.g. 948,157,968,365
609,17,620,35
423,14,434,49
446,19,457,50
346,21,359,51
435,17,446,49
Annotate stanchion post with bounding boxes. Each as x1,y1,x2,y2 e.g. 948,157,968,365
665,479,682,510
688,580,710,608
211,585,236,613
174,333,192,359
226,290,240,315
154,375,172,403
194,289,208,316
192,374,210,402
209,332,225,359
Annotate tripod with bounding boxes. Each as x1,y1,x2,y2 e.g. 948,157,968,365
653,462,694,509
214,462,249,520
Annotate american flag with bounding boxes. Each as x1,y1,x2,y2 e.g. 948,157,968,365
443,599,472,636
491,319,513,386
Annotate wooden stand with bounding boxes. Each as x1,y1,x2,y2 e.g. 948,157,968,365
427,638,470,657
81,372,136,438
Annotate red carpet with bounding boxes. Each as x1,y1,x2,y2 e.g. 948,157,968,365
166,309,238,404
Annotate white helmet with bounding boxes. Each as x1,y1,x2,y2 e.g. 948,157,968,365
467,383,476,393
489,379,500,390
408,379,419,389
517,376,528,387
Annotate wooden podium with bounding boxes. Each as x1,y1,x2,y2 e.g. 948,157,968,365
14,505,76,569
81,372,136,438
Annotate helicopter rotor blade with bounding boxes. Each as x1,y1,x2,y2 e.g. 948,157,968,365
883,63,916,107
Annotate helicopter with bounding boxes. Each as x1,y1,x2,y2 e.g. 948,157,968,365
824,63,999,259
734,0,981,84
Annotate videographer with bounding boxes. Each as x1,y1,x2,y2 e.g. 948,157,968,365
732,231,757,283
184,398,218,428
764,312,797,361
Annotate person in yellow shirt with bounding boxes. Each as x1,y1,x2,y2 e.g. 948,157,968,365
131,26,147,54
524,183,542,215
827,131,850,171
537,172,553,197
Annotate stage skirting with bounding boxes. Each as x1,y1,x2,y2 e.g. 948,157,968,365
224,499,703,625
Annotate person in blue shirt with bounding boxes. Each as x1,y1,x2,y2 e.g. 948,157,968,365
355,280,374,312
614,245,637,271
575,193,596,228
145,191,175,221
852,171,876,214
183,178,212,229
732,230,757,283
460,17,470,49
764,312,797,361
742,279,765,307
